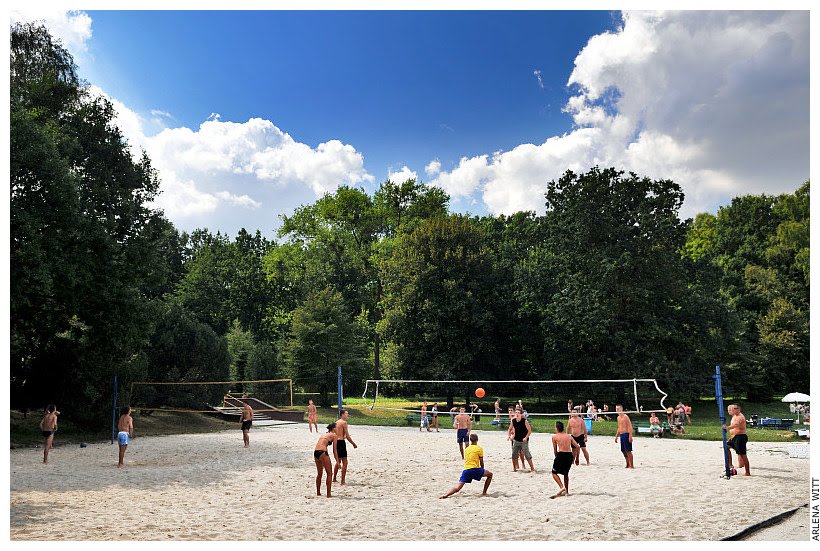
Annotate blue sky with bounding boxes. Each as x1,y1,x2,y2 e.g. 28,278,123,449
10,9,811,238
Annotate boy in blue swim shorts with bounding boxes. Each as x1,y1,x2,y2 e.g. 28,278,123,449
453,407,473,459
440,433,493,498
614,405,634,468
117,406,134,468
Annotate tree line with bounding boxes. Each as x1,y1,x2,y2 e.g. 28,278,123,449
10,23,809,425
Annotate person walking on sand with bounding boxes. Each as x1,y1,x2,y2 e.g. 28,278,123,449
568,412,590,465
39,405,59,464
494,398,501,422
550,420,580,498
307,399,318,433
420,401,431,432
431,402,440,432
614,405,634,469
440,433,493,498
508,409,535,472
314,423,339,498
454,407,473,459
117,406,134,468
723,404,750,476
240,398,253,448
333,409,358,485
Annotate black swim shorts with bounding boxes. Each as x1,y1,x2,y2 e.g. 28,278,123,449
727,433,748,455
337,440,348,458
241,420,252,431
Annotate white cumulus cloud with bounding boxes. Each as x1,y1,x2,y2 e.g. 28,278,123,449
387,166,418,184
11,8,93,53
432,11,809,218
425,160,442,176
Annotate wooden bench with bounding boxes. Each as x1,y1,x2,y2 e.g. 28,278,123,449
634,422,670,435
405,413,422,426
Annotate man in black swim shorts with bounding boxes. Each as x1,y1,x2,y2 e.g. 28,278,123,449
723,404,750,476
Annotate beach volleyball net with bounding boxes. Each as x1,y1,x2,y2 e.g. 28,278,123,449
128,378,293,413
361,378,669,417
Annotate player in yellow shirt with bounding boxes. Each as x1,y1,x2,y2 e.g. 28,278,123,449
439,433,493,498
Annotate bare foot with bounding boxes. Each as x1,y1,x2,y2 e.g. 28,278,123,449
550,489,567,499
439,494,449,499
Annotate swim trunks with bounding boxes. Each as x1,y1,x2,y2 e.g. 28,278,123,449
551,451,574,476
241,420,252,431
458,467,485,484
619,432,632,453
314,450,328,460
42,431,54,438
727,433,748,455
457,428,470,443
117,431,130,446
572,434,586,448
421,415,430,428
337,440,348,458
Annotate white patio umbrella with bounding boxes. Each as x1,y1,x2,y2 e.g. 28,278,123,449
781,392,810,423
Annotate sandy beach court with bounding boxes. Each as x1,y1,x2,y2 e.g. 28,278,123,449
10,423,810,540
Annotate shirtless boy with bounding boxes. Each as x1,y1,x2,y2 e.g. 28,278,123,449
440,433,493,498
614,405,634,468
307,399,318,433
117,406,134,468
39,405,59,464
453,407,473,459
420,401,431,432
314,423,339,497
723,404,750,476
568,412,590,465
551,420,580,498
241,399,253,448
333,409,358,485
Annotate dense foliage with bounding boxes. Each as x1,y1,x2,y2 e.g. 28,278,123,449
10,24,809,425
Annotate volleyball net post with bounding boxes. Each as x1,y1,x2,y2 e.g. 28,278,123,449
714,365,732,479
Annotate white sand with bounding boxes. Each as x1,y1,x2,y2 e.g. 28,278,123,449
10,423,811,540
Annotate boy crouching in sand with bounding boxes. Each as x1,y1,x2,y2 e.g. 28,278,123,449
550,420,579,498
440,433,493,498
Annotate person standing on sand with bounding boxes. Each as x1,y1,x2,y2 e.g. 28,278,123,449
453,407,473,459
333,409,358,485
439,433,493,498
723,404,750,476
614,405,634,469
420,401,431,432
508,409,535,472
550,420,579,498
117,406,134,468
307,399,318,433
431,402,440,432
494,398,501,422
240,398,253,448
568,412,590,465
314,423,339,497
39,405,59,464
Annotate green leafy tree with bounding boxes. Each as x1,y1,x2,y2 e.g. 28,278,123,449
285,287,370,405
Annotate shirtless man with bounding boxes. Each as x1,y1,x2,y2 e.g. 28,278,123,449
117,406,134,468
240,399,253,448
307,399,318,433
39,405,59,464
550,420,580,498
508,409,535,472
332,409,358,485
420,401,431,432
649,412,662,438
614,405,634,469
453,407,473,459
723,404,750,476
314,423,339,497
494,398,501,422
568,412,590,465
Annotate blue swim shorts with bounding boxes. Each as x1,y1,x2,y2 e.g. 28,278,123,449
117,431,130,446
458,467,485,484
619,432,632,453
456,428,469,443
